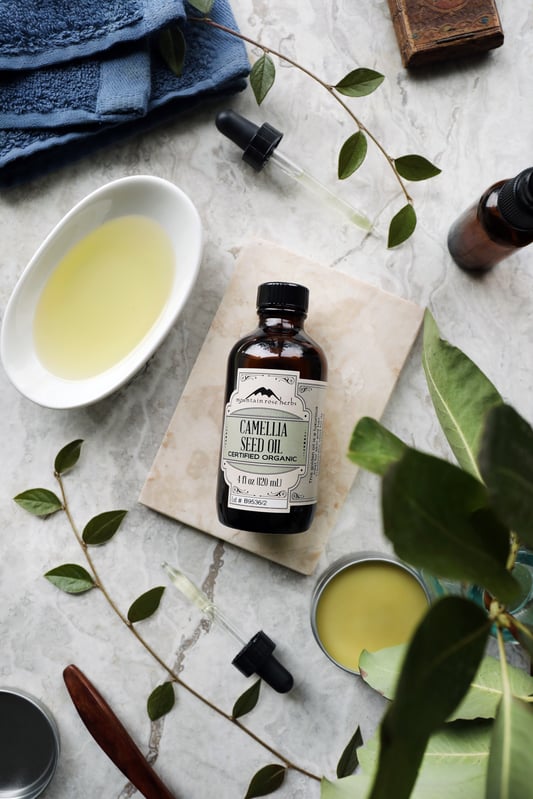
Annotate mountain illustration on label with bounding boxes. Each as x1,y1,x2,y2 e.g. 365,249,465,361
246,387,282,400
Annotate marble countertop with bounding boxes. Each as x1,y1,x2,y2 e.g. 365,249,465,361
1,2,532,797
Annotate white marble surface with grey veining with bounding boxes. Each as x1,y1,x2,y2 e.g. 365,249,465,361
1,1,532,797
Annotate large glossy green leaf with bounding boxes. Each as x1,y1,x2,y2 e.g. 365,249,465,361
54,439,83,475
382,449,519,605
486,696,533,799
479,404,533,549
322,770,485,799
360,721,490,781
422,310,502,479
14,488,63,516
323,724,489,798
366,596,490,799
348,417,407,475
44,564,95,594
360,645,533,721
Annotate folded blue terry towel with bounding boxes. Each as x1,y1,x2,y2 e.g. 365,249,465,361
0,0,250,185
0,0,182,69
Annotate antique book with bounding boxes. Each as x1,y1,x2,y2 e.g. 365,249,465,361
386,0,504,67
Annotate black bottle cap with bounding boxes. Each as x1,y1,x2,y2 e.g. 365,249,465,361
498,167,533,231
232,631,294,693
257,282,309,313
215,109,283,172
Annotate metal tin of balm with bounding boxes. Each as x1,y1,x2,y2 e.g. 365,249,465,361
310,551,430,674
0,688,60,799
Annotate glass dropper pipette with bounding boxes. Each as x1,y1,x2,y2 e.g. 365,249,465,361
162,562,294,693
215,109,372,232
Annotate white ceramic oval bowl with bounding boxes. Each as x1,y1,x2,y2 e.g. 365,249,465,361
1,175,202,409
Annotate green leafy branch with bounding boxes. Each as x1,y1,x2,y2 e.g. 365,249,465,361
344,310,533,799
15,442,343,798
160,0,440,247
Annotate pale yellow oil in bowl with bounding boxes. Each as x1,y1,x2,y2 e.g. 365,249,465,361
33,215,174,380
315,561,428,673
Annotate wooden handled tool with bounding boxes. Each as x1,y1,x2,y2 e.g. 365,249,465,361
63,664,177,799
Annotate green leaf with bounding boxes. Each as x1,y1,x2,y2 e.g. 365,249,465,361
360,721,490,780
147,681,175,721
486,696,533,799
387,204,416,248
367,596,490,799
158,26,187,76
54,439,83,475
323,723,490,799
232,679,261,720
14,488,63,517
348,417,407,475
422,310,502,479
382,449,519,605
337,726,363,778
335,68,385,97
479,404,533,548
360,645,533,721
127,586,165,623
394,155,441,181
250,54,275,105
82,510,127,545
338,131,367,180
187,0,214,13
44,564,95,594
322,776,369,799
244,765,286,798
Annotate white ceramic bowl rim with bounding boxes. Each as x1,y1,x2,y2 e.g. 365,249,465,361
0,175,203,409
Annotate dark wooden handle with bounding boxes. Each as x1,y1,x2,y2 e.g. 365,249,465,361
63,664,177,799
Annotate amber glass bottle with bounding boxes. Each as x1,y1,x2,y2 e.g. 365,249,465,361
447,167,533,272
217,282,327,534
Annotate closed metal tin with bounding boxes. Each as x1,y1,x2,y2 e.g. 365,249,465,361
0,688,60,799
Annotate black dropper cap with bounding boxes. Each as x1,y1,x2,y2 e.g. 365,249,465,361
498,167,533,231
232,631,294,693
216,109,283,172
257,282,309,314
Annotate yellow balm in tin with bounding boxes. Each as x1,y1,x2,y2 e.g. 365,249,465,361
311,553,429,673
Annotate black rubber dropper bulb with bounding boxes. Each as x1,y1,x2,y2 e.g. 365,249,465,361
232,631,294,694
215,109,283,171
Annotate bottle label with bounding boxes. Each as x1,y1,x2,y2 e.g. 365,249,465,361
220,368,327,513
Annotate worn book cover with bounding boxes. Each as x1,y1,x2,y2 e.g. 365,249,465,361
387,0,504,67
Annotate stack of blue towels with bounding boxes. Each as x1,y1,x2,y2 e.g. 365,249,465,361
0,0,249,184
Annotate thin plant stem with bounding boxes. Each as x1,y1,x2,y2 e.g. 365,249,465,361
188,15,413,204
506,532,521,572
54,471,321,783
